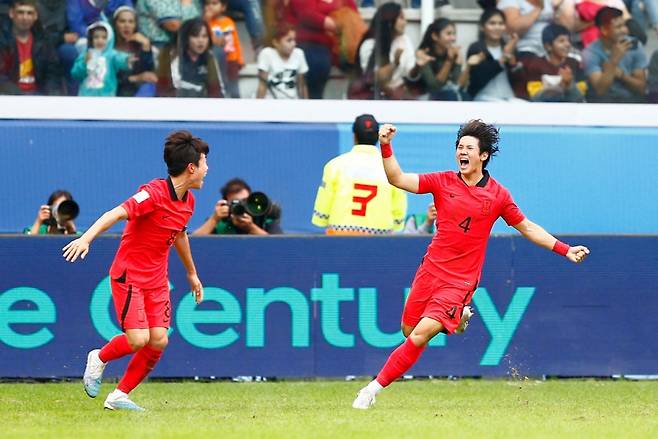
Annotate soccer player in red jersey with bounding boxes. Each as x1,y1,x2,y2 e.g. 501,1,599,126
62,131,209,411
352,120,590,409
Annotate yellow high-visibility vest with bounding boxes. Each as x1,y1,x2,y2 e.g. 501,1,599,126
312,144,407,235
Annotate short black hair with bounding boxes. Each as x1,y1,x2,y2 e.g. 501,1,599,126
542,23,570,46
352,114,379,145
455,120,500,169
163,130,209,176
220,178,251,199
595,7,623,29
11,0,37,8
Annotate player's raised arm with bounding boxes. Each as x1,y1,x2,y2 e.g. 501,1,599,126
513,218,590,263
378,123,420,194
62,205,129,262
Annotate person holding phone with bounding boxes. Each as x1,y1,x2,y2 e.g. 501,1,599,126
583,6,647,102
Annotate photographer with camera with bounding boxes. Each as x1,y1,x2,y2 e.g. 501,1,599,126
192,178,282,235
25,189,80,235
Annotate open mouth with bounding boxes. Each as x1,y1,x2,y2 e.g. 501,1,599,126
459,158,469,169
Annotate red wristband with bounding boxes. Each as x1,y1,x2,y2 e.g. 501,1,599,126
552,240,570,256
380,143,393,158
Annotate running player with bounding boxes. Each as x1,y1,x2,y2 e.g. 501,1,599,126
63,130,209,411
352,120,589,409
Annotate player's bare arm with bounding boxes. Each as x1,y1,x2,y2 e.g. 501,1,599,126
174,232,204,304
513,218,590,263
62,205,129,262
378,123,420,194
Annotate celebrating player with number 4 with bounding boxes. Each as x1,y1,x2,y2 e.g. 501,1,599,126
62,131,209,411
353,120,590,410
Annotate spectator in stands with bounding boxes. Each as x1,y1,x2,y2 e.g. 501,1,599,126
403,203,436,234
647,48,658,102
583,6,647,102
312,114,407,235
193,178,283,235
523,23,586,101
226,0,263,51
71,21,132,95
353,2,415,100
25,190,79,235
284,0,358,99
498,0,576,57
575,0,631,47
113,6,157,96
0,0,62,95
256,22,308,98
204,0,243,98
461,8,525,101
407,17,466,101
157,17,224,97
137,0,182,48
62,0,132,93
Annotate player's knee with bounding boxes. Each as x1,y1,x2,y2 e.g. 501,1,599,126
127,333,150,350
149,334,168,350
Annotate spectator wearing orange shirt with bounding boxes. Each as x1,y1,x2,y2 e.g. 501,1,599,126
204,0,243,97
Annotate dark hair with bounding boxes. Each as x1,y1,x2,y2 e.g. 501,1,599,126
221,178,251,199
542,23,570,46
356,2,402,69
455,120,500,169
352,114,379,145
180,18,211,55
478,8,505,42
11,0,37,8
595,7,623,29
203,0,228,5
163,130,210,176
418,18,454,52
47,190,73,205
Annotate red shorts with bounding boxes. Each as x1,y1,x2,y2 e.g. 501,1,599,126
401,265,475,335
111,278,172,330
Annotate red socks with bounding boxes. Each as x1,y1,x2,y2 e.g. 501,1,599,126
117,345,164,394
98,335,135,363
376,337,426,387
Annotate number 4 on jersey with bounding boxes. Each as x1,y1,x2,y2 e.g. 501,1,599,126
352,183,378,216
459,217,472,233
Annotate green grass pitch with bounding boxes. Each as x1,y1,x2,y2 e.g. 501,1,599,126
2,379,657,438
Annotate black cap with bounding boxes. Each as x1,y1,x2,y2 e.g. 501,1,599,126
352,114,379,145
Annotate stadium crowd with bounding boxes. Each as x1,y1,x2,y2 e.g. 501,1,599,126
0,0,656,101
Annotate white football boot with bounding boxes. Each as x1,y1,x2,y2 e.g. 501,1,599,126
455,306,474,334
104,389,145,412
83,349,106,398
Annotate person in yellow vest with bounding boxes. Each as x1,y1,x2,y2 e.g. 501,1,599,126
312,114,407,235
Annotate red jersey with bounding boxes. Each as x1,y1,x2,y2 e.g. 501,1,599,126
418,171,525,288
16,35,36,93
110,177,195,288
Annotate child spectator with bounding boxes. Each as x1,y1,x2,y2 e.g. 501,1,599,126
157,17,224,97
462,8,525,101
112,6,157,96
256,23,308,98
523,23,586,101
407,18,466,101
204,0,243,98
71,21,131,95
352,2,415,100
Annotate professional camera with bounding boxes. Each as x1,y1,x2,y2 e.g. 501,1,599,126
46,199,80,232
228,192,271,218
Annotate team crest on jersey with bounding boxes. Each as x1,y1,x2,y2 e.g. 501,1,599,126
481,200,491,216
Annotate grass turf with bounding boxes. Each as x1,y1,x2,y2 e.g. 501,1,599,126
1,379,657,438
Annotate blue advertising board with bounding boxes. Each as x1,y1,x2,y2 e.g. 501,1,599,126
1,236,657,378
